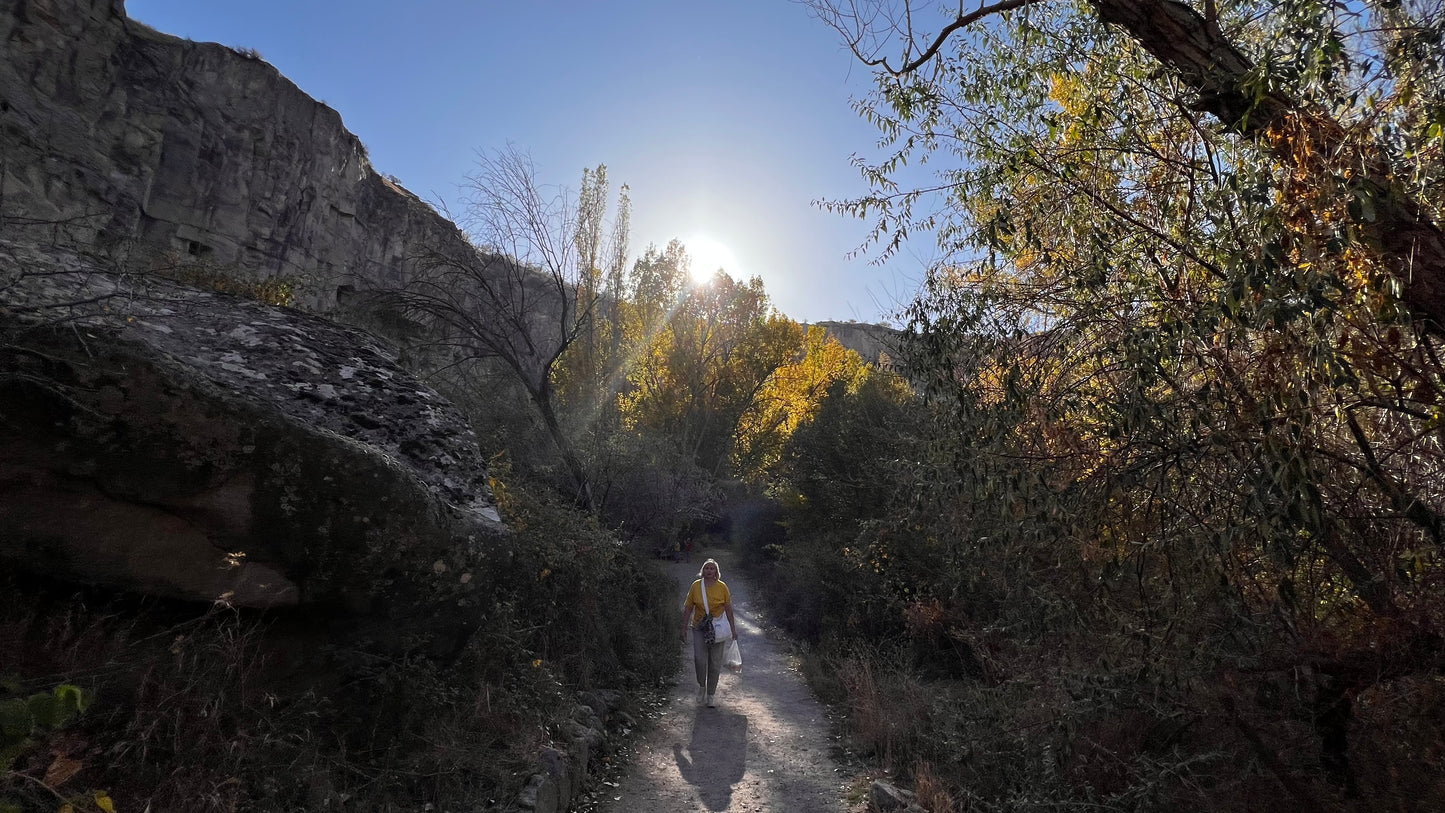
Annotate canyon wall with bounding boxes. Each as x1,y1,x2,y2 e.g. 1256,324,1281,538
0,0,471,312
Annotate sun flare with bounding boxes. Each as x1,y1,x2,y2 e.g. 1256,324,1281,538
683,234,739,284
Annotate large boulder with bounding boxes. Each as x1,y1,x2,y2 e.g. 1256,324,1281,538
0,240,506,650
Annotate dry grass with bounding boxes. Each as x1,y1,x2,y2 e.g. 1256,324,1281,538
913,761,957,813
838,656,934,767
0,585,590,811
0,475,678,811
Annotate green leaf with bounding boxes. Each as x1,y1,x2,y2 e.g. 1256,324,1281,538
53,684,90,717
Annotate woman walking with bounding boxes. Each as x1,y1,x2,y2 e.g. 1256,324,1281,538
681,558,737,707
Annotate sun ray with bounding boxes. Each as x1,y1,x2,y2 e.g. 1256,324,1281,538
683,234,739,284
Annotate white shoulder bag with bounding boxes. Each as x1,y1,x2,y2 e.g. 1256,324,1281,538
698,580,732,643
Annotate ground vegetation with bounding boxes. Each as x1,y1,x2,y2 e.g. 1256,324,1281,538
736,0,1445,809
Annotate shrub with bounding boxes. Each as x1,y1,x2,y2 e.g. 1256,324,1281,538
0,472,676,810
146,249,297,307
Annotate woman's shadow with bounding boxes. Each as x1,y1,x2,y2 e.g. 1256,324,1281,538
672,708,748,811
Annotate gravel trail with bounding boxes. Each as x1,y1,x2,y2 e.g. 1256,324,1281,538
597,550,865,813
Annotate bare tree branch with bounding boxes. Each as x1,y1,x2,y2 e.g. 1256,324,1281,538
367,146,605,508
808,0,1445,332
805,0,1047,75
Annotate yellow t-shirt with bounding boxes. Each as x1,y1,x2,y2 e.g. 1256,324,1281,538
684,579,730,626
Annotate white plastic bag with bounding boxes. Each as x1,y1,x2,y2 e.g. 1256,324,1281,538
723,638,743,673
712,612,732,642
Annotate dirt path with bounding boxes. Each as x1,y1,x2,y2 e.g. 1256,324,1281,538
597,549,865,813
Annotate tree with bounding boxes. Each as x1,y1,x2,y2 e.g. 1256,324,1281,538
807,0,1445,615
376,147,628,508
732,326,868,481
560,165,631,407
777,364,917,535
621,270,803,474
789,0,1445,804
627,240,692,340
808,0,1445,330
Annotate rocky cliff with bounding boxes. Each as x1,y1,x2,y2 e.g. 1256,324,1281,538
812,319,899,368
0,0,520,653
0,0,471,312
0,5,662,809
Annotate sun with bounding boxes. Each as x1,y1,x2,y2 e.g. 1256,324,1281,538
683,234,739,284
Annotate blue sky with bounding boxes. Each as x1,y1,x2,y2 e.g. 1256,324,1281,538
126,0,929,324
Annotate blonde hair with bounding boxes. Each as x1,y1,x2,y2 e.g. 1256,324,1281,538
696,558,722,580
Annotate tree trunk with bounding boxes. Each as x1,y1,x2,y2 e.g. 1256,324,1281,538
532,386,594,511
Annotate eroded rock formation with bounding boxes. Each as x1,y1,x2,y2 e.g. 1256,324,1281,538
0,240,504,649
812,320,899,368
0,0,471,312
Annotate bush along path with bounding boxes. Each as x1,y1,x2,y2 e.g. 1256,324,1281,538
596,550,867,813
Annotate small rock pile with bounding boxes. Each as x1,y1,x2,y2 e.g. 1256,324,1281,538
516,690,635,813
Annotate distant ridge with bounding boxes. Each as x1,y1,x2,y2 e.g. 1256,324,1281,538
809,320,899,368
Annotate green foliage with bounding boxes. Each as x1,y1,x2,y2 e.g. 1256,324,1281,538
0,683,90,770
773,0,1445,806
619,268,803,475
149,250,297,306
0,681,97,813
486,463,679,689
0,469,676,811
778,368,918,538
733,326,869,482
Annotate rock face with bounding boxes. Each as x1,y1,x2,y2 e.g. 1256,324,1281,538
0,0,472,313
812,320,899,368
0,241,504,649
